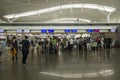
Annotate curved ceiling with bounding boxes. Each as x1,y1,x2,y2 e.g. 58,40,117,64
0,0,120,23
3,3,116,19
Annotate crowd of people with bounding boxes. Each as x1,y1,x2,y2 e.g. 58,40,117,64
28,36,113,54
0,35,115,65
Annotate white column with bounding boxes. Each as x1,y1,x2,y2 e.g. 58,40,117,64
107,13,111,23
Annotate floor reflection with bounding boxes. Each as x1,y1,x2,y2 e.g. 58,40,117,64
0,47,119,80
40,69,114,78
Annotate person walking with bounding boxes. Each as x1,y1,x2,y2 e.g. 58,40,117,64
21,36,30,65
10,36,18,62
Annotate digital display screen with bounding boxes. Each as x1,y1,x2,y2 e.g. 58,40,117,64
24,29,30,33
0,29,4,33
71,29,77,33
111,29,116,32
87,29,93,32
41,29,47,33
94,29,100,32
16,29,22,33
48,29,54,33
64,29,70,33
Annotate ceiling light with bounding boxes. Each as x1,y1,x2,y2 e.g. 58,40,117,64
79,18,91,22
45,18,91,23
4,4,116,19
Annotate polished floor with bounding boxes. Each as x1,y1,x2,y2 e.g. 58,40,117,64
0,47,120,80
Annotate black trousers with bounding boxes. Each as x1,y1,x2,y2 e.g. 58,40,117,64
22,48,29,64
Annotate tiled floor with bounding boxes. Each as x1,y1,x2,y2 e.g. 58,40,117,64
0,47,120,80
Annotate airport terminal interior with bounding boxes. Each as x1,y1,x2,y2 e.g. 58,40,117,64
0,0,120,80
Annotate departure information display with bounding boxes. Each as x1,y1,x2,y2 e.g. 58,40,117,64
87,29,93,33
64,29,70,33
24,29,30,33
71,29,77,33
94,29,100,32
41,29,47,33
0,29,4,33
48,29,54,33
16,29,22,33
110,29,116,32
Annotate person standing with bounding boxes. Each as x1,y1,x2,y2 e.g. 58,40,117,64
69,38,73,50
21,36,30,65
10,36,18,62
100,37,104,49
51,37,57,53
86,37,91,51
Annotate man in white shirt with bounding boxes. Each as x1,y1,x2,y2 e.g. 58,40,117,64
69,38,73,50
100,37,104,49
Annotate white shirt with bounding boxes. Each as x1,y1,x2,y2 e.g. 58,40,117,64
70,39,73,44
47,38,50,42
41,39,44,42
76,39,79,44
101,37,104,44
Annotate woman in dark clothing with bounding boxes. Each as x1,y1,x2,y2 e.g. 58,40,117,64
10,36,18,62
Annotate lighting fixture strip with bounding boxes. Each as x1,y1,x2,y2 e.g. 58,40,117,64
46,18,91,23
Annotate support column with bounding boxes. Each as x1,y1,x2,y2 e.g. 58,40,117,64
107,13,111,23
